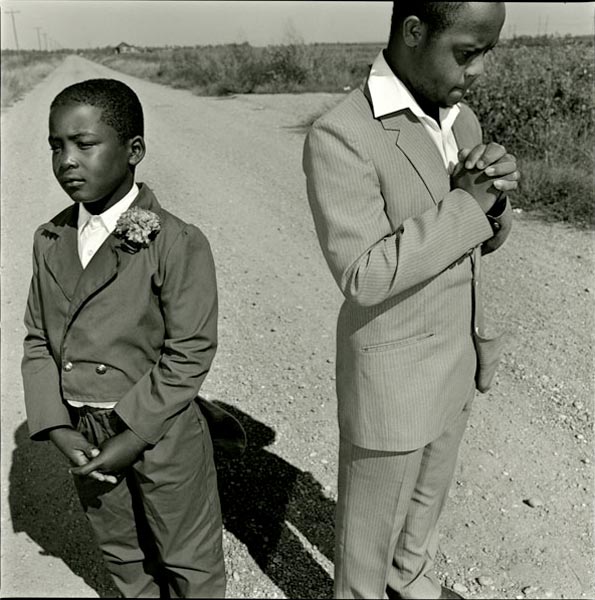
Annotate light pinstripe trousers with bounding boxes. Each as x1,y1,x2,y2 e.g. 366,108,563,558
334,389,473,599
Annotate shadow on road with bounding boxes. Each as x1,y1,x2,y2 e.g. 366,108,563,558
8,421,120,597
213,401,335,599
9,406,336,599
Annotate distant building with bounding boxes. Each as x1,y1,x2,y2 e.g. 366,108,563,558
114,42,140,54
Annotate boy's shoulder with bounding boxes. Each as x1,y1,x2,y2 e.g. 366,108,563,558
138,184,210,250
310,85,372,134
31,184,210,255
32,204,77,251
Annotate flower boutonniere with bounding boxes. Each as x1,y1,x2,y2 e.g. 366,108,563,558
114,207,161,253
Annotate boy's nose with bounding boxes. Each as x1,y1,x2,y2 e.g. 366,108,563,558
59,152,79,170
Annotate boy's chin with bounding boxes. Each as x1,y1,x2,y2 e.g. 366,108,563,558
64,189,100,204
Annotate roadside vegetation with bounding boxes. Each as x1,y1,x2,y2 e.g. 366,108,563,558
88,35,593,228
1,51,64,108
465,36,593,228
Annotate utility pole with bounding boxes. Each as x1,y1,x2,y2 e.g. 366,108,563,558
34,26,43,51
43,31,48,51
4,9,20,51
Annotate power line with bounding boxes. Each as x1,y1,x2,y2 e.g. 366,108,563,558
4,9,20,51
34,26,42,51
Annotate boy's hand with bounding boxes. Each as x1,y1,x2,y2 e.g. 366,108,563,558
49,427,117,484
457,144,520,194
451,162,500,214
69,428,150,479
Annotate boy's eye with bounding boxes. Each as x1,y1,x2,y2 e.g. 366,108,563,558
77,142,95,149
460,50,476,62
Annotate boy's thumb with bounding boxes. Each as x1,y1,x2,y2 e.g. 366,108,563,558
85,446,100,459
70,458,97,476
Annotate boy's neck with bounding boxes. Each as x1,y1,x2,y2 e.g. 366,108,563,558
383,48,440,123
82,178,135,215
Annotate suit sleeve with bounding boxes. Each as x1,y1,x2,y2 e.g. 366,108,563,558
114,225,218,445
21,235,72,440
303,119,494,308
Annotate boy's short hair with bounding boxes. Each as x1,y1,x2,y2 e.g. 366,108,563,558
390,1,466,38
50,78,144,142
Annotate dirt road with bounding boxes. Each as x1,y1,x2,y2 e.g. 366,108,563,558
1,56,593,599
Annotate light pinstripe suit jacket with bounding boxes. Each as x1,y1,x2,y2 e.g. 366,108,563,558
303,84,512,452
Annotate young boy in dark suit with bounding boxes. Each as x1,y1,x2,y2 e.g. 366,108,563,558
21,78,226,598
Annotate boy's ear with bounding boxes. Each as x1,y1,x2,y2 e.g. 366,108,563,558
402,16,425,48
128,135,146,167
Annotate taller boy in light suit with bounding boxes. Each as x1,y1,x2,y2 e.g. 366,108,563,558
303,3,518,598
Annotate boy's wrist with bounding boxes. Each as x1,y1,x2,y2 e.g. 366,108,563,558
48,425,74,441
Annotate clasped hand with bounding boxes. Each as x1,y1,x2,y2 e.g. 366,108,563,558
451,142,520,213
50,426,149,485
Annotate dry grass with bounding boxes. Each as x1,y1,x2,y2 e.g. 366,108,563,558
1,52,63,108
85,36,593,228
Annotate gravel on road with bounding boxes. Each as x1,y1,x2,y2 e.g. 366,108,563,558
1,56,593,599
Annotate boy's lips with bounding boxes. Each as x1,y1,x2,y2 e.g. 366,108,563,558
61,178,85,188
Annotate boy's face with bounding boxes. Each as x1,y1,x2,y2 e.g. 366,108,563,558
408,2,505,109
48,102,138,208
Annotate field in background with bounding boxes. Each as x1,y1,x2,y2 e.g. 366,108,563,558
88,35,593,228
89,42,383,96
1,51,65,108
464,36,593,228
1,37,591,227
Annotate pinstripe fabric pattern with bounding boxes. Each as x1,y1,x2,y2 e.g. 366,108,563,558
334,396,472,599
303,85,498,451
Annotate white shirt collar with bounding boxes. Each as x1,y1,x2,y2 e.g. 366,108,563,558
367,51,460,132
77,182,139,234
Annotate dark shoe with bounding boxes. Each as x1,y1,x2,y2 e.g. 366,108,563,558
440,585,465,599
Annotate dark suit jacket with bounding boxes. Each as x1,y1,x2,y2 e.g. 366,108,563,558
303,83,512,451
21,183,218,445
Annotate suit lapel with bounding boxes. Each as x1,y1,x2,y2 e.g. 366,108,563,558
66,233,120,324
44,184,161,329
363,81,459,205
382,111,449,206
44,207,83,302
64,183,161,327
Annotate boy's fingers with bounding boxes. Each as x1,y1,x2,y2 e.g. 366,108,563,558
457,148,472,162
464,144,486,169
70,457,101,477
493,179,518,192
70,451,90,467
476,143,506,169
81,446,100,459
70,463,118,484
485,162,519,177
88,471,117,484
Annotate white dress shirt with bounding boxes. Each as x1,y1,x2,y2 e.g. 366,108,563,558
77,183,139,268
70,183,139,408
367,51,460,174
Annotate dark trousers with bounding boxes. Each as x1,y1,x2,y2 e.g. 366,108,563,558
334,392,473,599
72,400,226,598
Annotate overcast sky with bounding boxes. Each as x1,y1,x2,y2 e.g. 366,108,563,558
1,1,594,51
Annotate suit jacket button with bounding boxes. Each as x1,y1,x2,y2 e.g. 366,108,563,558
95,364,107,375
63,361,73,372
